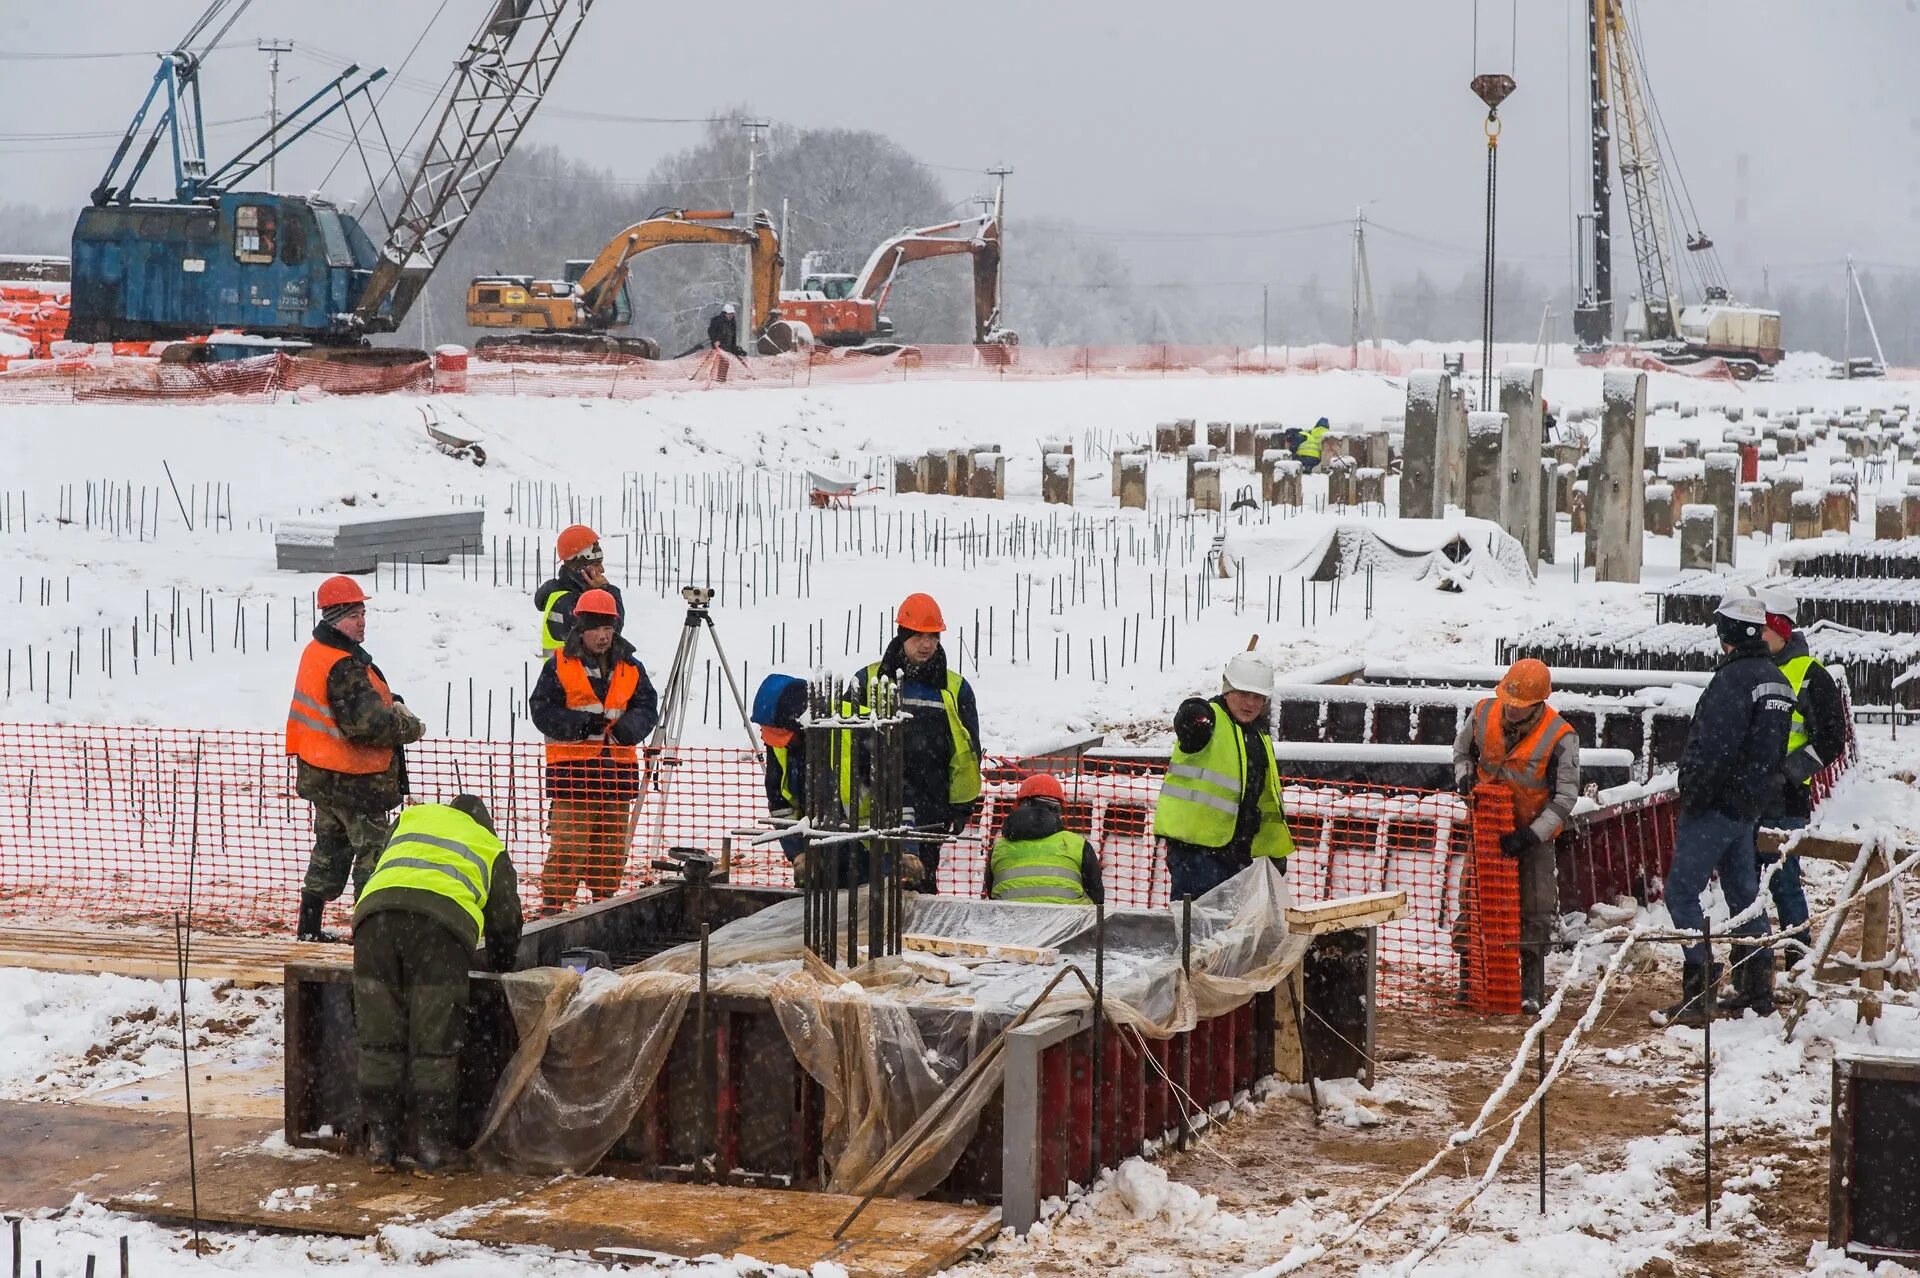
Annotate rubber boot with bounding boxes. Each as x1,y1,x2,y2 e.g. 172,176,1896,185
1520,950,1547,1015
1722,944,1777,1017
1651,960,1713,1028
410,1092,468,1176
296,891,339,943
361,1087,402,1174
1454,952,1473,1007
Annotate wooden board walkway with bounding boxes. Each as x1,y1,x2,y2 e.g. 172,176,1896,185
114,1145,997,1277
0,924,343,984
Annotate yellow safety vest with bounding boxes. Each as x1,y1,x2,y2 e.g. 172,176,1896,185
770,743,795,807
990,829,1091,904
360,804,504,943
1296,427,1328,461
1780,653,1819,785
537,587,571,652
837,663,982,811
1153,703,1294,858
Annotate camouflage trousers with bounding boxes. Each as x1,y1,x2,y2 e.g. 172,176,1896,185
303,802,394,901
353,910,471,1098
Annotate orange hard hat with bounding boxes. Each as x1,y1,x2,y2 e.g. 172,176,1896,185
316,575,367,609
1017,773,1066,804
896,592,945,633
1496,658,1552,708
556,524,601,562
574,588,620,622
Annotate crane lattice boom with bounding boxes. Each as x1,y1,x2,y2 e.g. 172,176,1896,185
1601,0,1681,341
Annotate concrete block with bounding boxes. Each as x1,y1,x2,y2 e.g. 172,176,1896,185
1443,382,1470,508
1184,444,1217,499
1587,370,1648,584
1679,505,1717,570
1042,453,1075,506
1464,411,1507,523
1205,421,1232,452
1267,460,1303,507
1356,467,1387,507
1790,489,1822,540
1401,370,1448,519
1320,433,1350,466
1155,422,1181,454
1175,418,1197,449
1704,451,1740,564
1538,457,1557,565
1738,482,1771,536
922,450,949,495
971,452,1007,500
1770,474,1803,527
1876,494,1906,540
1643,444,1662,473
1499,365,1545,566
1645,483,1675,536
1234,424,1257,458
1553,462,1577,516
1904,487,1920,535
1821,485,1853,534
951,449,974,496
1118,453,1148,510
1191,461,1222,511
894,456,921,494
1570,480,1587,534
1253,427,1287,459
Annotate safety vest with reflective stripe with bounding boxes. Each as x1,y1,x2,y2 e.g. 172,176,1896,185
990,828,1092,904
1471,698,1574,829
770,744,795,807
1152,703,1294,858
1296,426,1328,461
837,664,982,809
537,588,572,653
360,804,504,943
543,653,642,765
285,639,394,775
1781,653,1820,785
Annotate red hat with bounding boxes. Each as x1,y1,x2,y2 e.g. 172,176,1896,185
556,524,602,563
316,575,367,609
1017,773,1065,804
574,588,620,622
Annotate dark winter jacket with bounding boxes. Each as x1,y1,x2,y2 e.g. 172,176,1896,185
1678,642,1796,823
854,631,982,830
990,798,1104,904
294,622,420,815
529,633,658,801
707,312,744,355
1764,632,1850,822
761,679,810,818
1166,694,1274,861
533,570,624,649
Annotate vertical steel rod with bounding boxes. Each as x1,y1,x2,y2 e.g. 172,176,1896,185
1703,916,1713,1229
1092,900,1105,1178
698,922,711,1180
1537,1025,1548,1213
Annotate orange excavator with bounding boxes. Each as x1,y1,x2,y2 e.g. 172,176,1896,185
778,190,1013,349
466,209,802,356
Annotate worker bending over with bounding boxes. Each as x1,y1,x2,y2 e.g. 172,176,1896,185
988,774,1104,904
1454,658,1580,1013
1154,649,1294,899
530,589,658,914
354,794,521,1174
286,575,426,941
752,673,812,873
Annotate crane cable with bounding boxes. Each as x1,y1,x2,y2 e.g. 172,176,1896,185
1469,0,1517,410
1621,1,1727,297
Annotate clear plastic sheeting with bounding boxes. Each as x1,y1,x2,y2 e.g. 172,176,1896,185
471,863,1308,1194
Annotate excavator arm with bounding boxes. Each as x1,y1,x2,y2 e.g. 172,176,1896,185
851,212,1004,343
575,210,782,332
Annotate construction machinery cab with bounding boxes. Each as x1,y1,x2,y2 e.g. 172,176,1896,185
563,257,631,326
68,192,385,344
797,272,858,301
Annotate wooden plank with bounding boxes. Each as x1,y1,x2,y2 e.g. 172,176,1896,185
1756,831,1864,862
1862,846,1891,1024
902,934,1059,964
0,925,343,985
113,1145,995,1278
1286,890,1409,935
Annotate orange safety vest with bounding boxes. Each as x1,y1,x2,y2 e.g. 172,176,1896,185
285,640,394,775
1471,698,1574,829
545,652,642,765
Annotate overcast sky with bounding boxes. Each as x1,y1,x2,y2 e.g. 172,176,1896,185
3,0,1915,299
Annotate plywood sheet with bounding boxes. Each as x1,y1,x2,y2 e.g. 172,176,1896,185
0,925,343,985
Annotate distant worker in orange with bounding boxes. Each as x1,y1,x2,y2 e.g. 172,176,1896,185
285,575,426,941
534,524,624,654
1453,658,1581,1012
529,589,658,914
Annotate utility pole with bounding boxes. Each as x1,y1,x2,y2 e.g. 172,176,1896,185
257,39,294,189
740,119,769,353
1349,205,1379,357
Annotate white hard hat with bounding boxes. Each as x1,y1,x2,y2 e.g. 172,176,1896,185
722,302,737,314
1759,587,1798,623
1223,649,1275,696
1715,588,1767,626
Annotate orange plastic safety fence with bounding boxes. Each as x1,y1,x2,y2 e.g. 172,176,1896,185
1466,783,1523,1015
0,723,1491,1011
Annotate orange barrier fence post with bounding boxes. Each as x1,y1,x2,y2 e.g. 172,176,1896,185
1467,783,1523,1015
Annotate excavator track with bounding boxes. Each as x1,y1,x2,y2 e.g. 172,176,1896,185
473,333,663,361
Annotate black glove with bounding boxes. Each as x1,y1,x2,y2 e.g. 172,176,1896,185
1454,776,1476,799
1499,829,1537,859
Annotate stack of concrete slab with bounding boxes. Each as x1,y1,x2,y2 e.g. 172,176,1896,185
276,509,484,573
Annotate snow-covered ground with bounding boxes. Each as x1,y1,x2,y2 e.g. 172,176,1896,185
5,363,1920,1275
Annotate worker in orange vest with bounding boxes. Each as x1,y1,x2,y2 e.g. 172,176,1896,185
529,589,658,914
1452,658,1581,1012
285,575,426,941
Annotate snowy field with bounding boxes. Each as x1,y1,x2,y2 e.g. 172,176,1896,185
5,360,1920,1276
